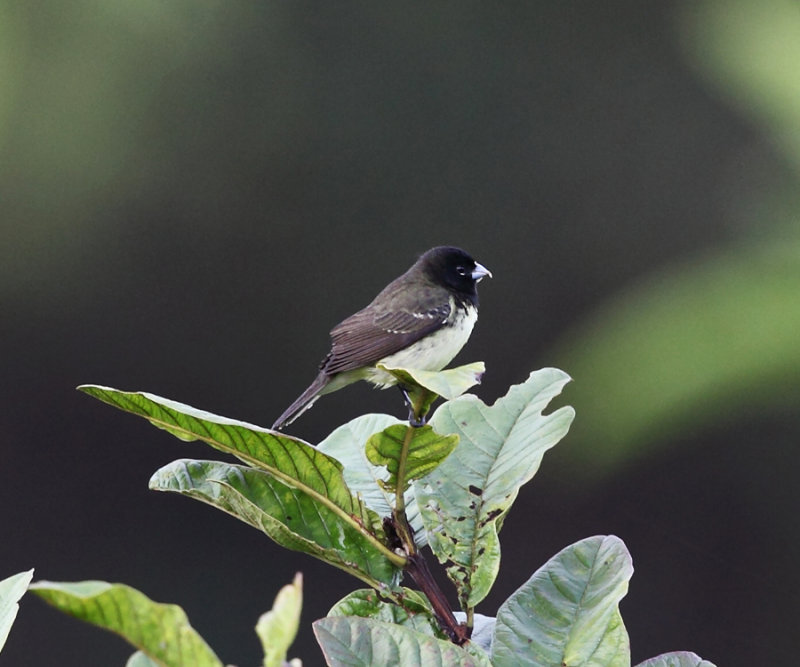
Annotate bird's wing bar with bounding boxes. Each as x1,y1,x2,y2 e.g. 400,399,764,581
322,303,450,374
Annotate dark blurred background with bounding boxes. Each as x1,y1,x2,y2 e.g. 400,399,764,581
3,1,799,665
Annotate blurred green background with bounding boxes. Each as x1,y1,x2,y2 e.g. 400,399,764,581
3,1,798,664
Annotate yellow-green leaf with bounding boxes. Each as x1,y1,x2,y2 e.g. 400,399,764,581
365,424,458,493
256,573,303,667
30,580,221,667
418,368,575,608
0,569,34,653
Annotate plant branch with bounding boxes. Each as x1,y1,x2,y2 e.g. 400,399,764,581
389,423,468,645
405,552,469,645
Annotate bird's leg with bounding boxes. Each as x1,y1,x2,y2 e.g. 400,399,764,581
399,385,426,427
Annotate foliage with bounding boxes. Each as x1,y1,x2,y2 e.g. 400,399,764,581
5,365,715,666
29,581,221,667
27,576,303,667
492,536,631,667
0,570,33,653
256,573,304,667
421,368,575,609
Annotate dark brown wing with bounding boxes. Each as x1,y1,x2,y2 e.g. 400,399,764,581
321,287,451,375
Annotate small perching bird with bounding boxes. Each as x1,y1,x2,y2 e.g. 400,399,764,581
272,246,491,430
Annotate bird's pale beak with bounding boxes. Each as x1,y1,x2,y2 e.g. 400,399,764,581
472,262,492,282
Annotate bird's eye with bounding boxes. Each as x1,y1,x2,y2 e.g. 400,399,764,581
455,265,467,276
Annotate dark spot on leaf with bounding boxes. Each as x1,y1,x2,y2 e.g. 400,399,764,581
485,508,502,521
285,515,292,521
468,485,482,496
456,516,466,522
478,547,485,556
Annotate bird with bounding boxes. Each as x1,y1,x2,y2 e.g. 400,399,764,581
272,246,491,430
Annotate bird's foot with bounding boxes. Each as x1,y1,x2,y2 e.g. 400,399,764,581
408,412,427,428
399,385,426,428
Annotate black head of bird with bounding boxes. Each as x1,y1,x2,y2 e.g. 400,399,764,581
272,246,491,430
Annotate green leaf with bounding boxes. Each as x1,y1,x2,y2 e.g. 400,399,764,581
492,535,632,667
318,415,407,513
328,588,443,639
313,617,492,667
378,362,486,401
318,414,429,548
0,569,33,653
29,580,222,667
365,424,458,493
256,573,303,667
416,368,575,608
635,653,717,667
78,386,362,518
150,459,402,587
80,386,403,573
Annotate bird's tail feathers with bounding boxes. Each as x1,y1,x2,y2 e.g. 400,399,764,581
272,373,330,430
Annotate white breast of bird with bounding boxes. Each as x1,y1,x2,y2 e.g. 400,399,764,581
366,299,478,389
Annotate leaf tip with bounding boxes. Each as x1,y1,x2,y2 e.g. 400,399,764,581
76,384,115,398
